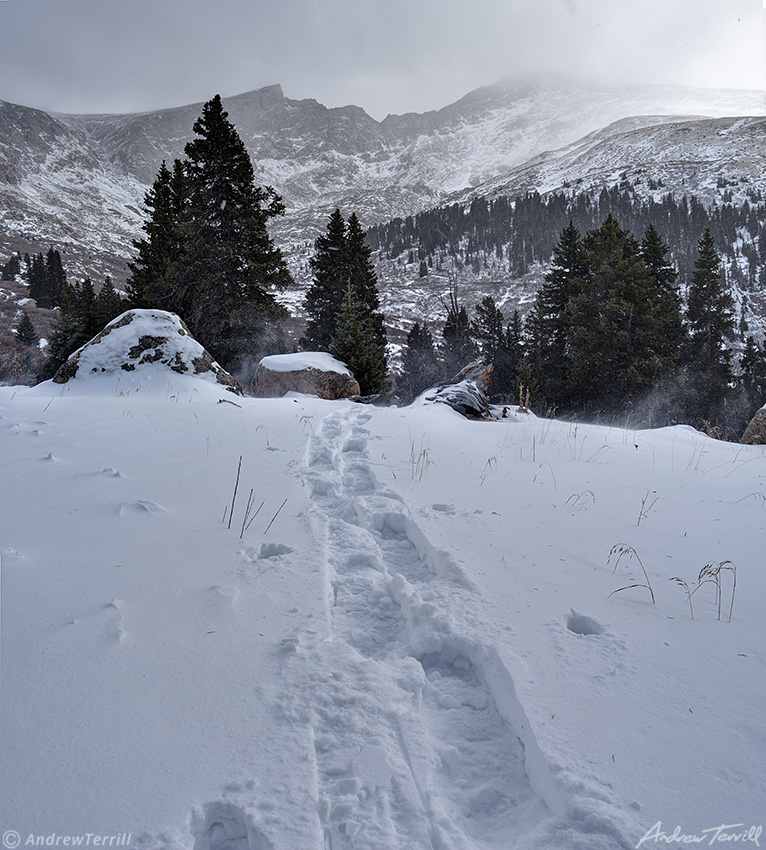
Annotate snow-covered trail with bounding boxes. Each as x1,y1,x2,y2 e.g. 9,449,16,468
251,406,634,850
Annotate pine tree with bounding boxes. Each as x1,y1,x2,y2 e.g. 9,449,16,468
330,283,387,395
471,296,504,363
178,94,291,368
302,209,388,389
493,310,524,402
14,310,38,347
95,277,125,329
126,160,185,309
27,253,49,307
2,253,21,281
740,336,766,406
126,96,292,372
682,229,735,424
567,216,668,415
400,321,441,402
441,284,477,377
45,248,67,308
640,224,684,369
302,209,348,350
526,220,586,409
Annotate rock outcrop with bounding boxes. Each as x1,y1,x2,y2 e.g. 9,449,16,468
741,407,766,445
423,360,494,419
52,309,243,394
251,352,360,400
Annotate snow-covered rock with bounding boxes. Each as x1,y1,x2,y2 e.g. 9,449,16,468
51,309,243,395
251,351,360,399
421,359,494,419
741,405,766,445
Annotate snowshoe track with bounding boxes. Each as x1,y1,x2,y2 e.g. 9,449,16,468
302,408,553,849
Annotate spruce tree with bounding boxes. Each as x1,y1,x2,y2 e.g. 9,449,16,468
640,224,684,369
567,216,668,415
127,96,292,372
302,209,388,389
330,282,387,395
526,220,586,409
682,229,735,424
14,311,39,347
493,310,524,403
471,296,504,364
400,321,441,402
740,336,766,408
302,209,348,350
45,248,67,308
179,94,291,368
95,277,125,329
27,253,49,307
126,160,185,309
441,284,477,377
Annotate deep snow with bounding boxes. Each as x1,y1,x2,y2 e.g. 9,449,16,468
1,368,764,849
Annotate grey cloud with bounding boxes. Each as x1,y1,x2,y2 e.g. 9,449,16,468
0,0,761,119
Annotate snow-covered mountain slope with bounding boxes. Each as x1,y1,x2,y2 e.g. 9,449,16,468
451,115,766,208
1,377,764,848
0,75,763,282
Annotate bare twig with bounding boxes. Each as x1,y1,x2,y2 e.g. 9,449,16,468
264,499,288,535
228,456,242,530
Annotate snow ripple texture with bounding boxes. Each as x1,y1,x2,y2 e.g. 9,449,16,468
294,408,632,850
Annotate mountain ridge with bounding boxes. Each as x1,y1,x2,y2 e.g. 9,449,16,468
0,74,763,287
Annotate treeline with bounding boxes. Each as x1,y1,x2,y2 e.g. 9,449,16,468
398,217,766,438
0,247,127,382
367,184,766,287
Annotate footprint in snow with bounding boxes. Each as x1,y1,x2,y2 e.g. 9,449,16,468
117,500,166,517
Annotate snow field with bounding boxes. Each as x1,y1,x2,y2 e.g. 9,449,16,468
1,380,764,849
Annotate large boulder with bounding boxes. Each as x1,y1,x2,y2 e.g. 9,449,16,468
52,309,243,394
741,407,766,445
422,359,494,419
251,352,360,399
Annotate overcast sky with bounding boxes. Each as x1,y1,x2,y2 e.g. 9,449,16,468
0,0,762,119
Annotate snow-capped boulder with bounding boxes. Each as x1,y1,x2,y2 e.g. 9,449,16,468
52,309,243,395
422,360,494,419
251,352,360,399
741,405,766,445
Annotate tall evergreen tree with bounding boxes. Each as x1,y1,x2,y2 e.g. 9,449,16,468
640,224,685,368
45,248,67,308
330,282,387,395
126,160,185,309
682,229,735,423
400,321,441,402
27,253,49,307
302,209,388,389
14,310,39,347
302,209,348,350
471,295,505,363
493,310,524,402
526,220,586,409
95,277,125,329
2,254,21,281
126,96,292,372
567,216,669,414
441,284,477,377
178,94,291,367
740,336,766,408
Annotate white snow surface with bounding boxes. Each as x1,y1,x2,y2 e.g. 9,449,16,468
259,352,351,376
1,380,764,850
